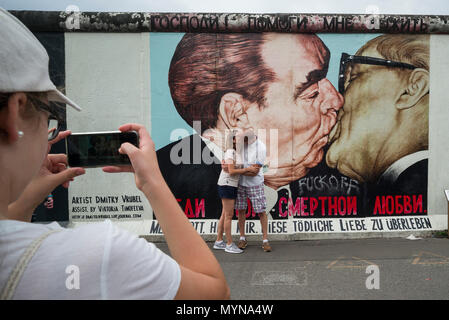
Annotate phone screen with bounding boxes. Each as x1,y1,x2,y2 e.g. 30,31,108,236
66,131,139,167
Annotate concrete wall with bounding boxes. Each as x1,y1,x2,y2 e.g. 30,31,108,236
429,35,449,223
18,11,449,240
65,33,153,235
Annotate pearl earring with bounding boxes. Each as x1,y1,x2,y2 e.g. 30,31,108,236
17,131,24,139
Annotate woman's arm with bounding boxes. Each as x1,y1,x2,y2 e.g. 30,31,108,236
103,123,230,300
227,162,258,176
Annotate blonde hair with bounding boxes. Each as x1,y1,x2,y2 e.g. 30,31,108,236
0,91,48,107
0,91,60,120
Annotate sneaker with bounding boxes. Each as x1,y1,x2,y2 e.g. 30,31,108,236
237,238,248,249
213,241,226,250
262,241,272,252
225,243,244,254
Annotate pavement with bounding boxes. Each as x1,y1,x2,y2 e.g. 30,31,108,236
155,236,449,300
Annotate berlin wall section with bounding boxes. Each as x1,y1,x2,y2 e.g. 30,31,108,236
13,10,449,240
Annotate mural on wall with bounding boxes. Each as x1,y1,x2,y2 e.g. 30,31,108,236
151,32,430,233
31,27,431,234
326,34,429,217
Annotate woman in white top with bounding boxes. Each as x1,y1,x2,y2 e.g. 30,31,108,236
213,131,258,254
0,8,229,300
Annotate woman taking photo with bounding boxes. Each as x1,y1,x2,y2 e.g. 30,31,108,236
0,8,229,300
213,131,258,254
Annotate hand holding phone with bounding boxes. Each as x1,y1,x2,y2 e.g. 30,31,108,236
102,124,164,193
9,131,85,219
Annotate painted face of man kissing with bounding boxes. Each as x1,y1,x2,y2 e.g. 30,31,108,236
243,34,344,189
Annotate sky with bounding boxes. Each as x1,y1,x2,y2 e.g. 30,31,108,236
1,0,449,15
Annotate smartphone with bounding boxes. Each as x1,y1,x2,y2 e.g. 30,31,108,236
66,131,139,168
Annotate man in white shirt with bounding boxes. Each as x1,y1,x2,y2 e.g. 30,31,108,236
233,129,271,252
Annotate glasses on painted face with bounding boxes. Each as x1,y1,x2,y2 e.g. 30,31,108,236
338,52,417,95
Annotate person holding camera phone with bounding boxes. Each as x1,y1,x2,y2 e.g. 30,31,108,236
0,8,229,300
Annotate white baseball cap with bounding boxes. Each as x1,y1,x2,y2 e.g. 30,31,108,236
0,8,81,111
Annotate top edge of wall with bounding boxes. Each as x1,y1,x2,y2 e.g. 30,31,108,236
9,10,449,34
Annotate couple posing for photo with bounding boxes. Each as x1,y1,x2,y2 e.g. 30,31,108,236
213,128,270,254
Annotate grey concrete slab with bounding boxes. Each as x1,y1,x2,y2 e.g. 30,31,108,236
155,237,449,300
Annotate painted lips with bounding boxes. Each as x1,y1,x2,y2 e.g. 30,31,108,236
329,110,344,144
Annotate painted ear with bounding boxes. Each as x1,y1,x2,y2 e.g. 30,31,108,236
0,93,24,143
396,68,429,110
218,92,250,129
